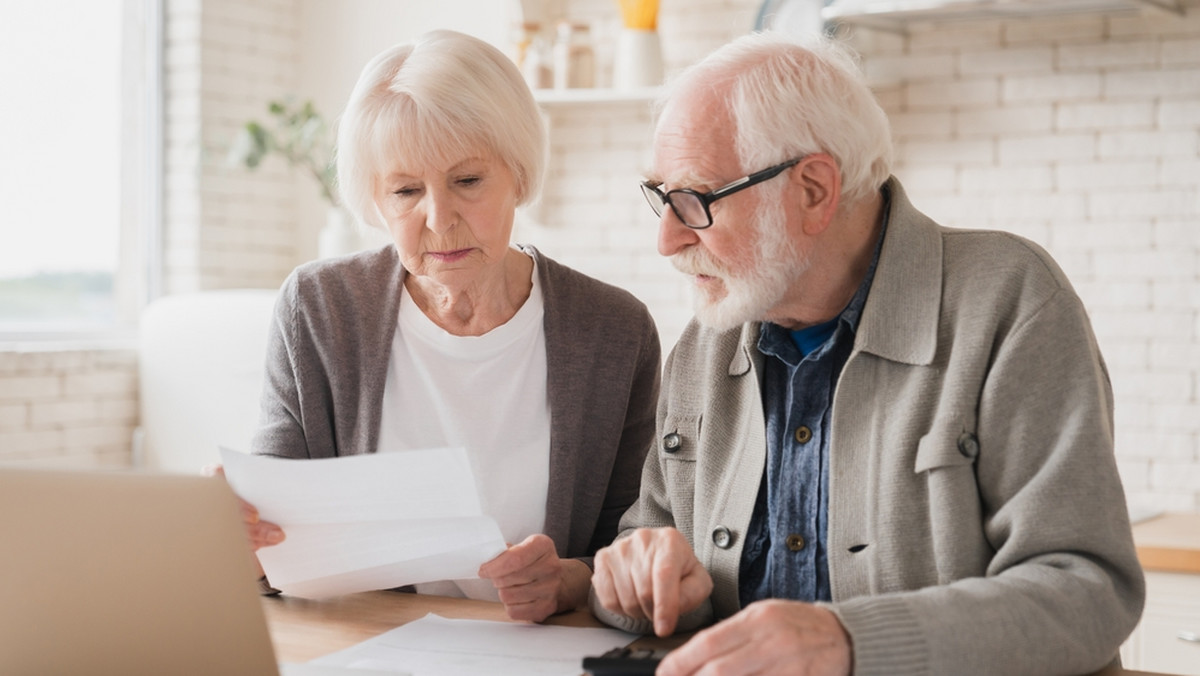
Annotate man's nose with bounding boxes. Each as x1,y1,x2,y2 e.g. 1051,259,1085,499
657,206,700,257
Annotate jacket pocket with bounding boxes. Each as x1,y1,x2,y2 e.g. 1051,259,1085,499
914,422,988,584
658,414,700,539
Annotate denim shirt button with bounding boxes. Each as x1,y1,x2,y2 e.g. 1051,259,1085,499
793,426,812,444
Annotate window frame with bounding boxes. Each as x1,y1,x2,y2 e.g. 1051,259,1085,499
0,0,163,345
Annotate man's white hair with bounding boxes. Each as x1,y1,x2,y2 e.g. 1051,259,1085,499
660,31,892,208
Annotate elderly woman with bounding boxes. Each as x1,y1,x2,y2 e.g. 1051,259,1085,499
238,30,660,623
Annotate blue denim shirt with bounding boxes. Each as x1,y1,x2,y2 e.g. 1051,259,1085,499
738,203,888,607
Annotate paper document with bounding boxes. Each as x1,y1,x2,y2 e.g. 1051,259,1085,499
310,614,638,676
220,447,506,598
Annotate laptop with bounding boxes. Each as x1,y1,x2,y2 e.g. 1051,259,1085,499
0,467,283,675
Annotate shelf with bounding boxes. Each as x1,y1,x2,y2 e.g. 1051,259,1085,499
532,86,660,107
822,0,1186,32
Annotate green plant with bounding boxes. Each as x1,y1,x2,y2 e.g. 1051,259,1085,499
229,99,338,206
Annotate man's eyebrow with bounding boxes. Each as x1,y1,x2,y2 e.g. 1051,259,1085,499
646,168,710,191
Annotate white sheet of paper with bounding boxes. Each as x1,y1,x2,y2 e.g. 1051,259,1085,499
220,447,506,598
310,614,638,676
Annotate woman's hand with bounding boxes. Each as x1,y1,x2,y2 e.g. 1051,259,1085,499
477,533,591,623
203,464,286,550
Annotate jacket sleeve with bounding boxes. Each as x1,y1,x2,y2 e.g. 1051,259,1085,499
831,289,1145,676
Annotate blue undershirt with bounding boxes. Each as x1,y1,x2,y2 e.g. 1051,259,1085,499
737,192,889,608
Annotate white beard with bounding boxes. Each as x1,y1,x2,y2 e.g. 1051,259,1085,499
672,200,809,331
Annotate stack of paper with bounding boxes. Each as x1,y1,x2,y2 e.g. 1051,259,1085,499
312,614,638,676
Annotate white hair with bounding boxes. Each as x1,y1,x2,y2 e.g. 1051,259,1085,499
661,31,892,207
336,30,547,230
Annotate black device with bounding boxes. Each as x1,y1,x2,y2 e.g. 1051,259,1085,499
582,646,672,675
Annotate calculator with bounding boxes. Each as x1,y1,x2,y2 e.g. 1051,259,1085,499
582,646,672,675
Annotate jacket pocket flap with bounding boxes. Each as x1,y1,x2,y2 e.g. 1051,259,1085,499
915,428,977,473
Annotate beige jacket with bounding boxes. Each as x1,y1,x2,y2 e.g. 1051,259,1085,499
594,178,1144,676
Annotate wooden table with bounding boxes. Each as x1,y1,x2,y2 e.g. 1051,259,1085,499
263,591,1170,674
1133,512,1200,574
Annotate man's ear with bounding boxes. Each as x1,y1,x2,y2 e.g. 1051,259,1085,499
789,154,841,236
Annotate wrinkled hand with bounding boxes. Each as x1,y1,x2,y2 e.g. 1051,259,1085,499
658,600,852,676
591,527,713,637
478,533,590,623
203,464,285,550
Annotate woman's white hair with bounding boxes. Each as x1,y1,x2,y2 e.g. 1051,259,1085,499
336,30,547,230
663,31,892,208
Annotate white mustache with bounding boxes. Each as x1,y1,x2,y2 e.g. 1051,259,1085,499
671,247,727,278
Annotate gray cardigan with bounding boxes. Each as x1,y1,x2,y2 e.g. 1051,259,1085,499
594,178,1145,676
252,244,661,563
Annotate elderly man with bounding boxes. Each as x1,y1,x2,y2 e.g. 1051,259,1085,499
589,32,1144,676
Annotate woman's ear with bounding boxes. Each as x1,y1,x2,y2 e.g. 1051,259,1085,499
789,154,841,236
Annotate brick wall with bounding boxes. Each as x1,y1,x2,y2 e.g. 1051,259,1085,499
163,0,304,294
0,347,139,468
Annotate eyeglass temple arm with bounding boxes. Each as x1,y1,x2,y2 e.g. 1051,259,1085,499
709,158,801,200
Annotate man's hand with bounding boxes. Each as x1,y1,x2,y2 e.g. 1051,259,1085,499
657,600,852,676
591,527,713,637
478,533,590,623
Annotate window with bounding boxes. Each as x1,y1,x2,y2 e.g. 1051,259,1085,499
0,0,160,337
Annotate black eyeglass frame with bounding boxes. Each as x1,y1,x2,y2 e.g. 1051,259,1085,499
640,156,804,229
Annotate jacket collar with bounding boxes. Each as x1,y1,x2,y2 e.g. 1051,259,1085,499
853,177,942,366
729,176,943,374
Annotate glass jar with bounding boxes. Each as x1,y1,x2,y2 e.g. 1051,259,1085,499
552,21,595,89
520,24,552,90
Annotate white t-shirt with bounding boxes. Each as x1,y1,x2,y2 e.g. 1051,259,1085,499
377,256,550,601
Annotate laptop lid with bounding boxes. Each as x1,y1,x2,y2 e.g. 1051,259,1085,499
0,468,279,676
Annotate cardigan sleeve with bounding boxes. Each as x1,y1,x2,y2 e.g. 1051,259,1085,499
250,272,311,460
584,305,663,558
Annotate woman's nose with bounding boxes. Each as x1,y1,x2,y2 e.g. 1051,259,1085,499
424,189,456,235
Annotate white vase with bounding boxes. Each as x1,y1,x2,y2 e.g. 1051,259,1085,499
613,28,664,90
318,206,360,259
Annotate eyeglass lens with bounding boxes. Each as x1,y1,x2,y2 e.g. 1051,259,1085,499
640,183,710,228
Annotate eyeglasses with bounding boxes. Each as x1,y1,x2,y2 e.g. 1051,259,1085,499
639,157,803,229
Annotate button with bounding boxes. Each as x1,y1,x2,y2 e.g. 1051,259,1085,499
785,533,806,551
663,432,682,453
957,432,980,458
794,426,812,444
712,526,733,549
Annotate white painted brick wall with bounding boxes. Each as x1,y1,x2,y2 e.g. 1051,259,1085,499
163,0,302,295
0,348,139,468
